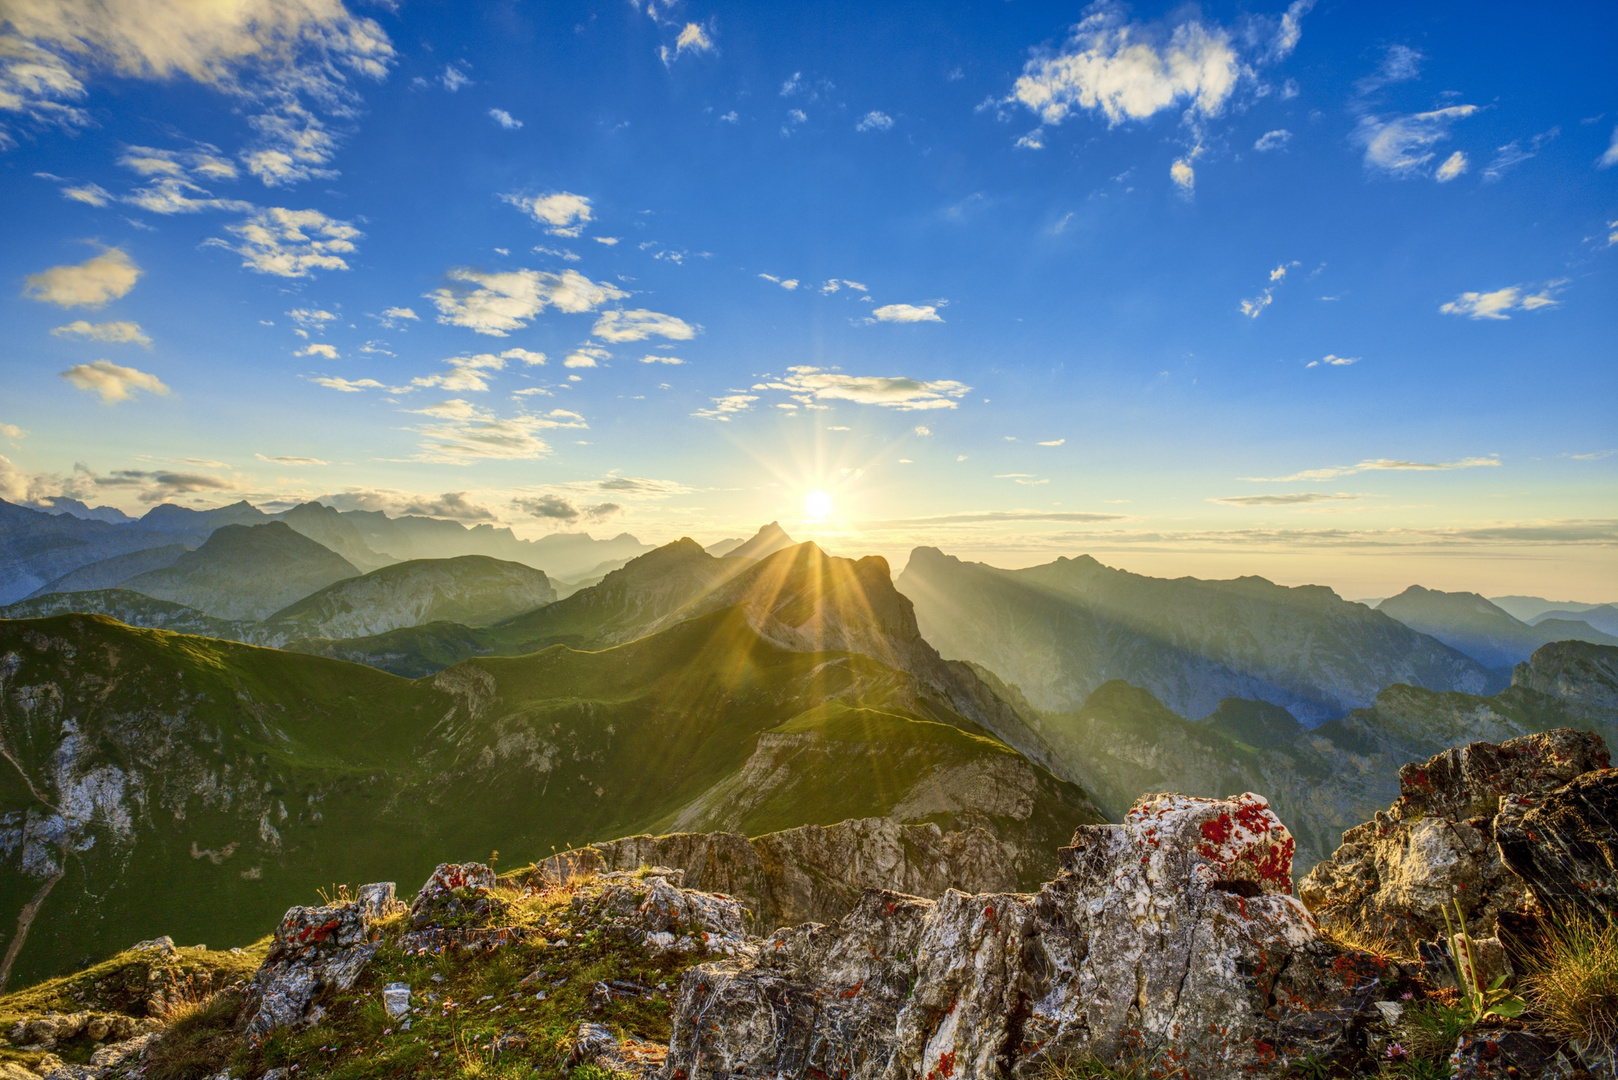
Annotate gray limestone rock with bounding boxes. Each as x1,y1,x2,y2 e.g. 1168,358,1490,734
666,791,1386,1079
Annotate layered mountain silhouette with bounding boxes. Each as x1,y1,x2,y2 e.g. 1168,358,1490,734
118,522,361,621
896,547,1498,724
1377,585,1617,669
0,608,1100,984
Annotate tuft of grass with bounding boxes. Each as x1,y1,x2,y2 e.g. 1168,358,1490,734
1525,913,1618,1048
141,989,244,1080
1033,1049,1183,1079
1389,998,1470,1069
1318,919,1420,967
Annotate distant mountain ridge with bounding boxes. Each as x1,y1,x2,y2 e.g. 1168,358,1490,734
1377,584,1618,669
0,497,652,605
896,547,1497,725
119,522,360,621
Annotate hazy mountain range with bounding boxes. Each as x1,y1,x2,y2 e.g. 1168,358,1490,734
896,546,1499,725
1375,585,1618,670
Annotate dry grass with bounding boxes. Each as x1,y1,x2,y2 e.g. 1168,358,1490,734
1317,918,1420,966
1525,914,1618,1047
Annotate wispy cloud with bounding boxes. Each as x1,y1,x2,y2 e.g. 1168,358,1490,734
410,399,585,463
208,207,360,277
856,110,894,132
61,360,169,403
51,319,151,345
592,308,699,343
489,108,523,130
755,366,971,411
1307,354,1357,368
1210,492,1360,506
1440,282,1563,320
1356,106,1479,177
1436,150,1468,182
1254,129,1291,152
1245,455,1499,482
693,393,759,421
864,510,1127,527
255,453,327,466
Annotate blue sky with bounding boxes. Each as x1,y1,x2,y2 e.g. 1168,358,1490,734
1,0,1614,597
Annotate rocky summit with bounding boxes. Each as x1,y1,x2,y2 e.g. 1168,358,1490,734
3,730,1618,1078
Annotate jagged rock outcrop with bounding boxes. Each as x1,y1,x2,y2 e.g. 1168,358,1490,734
573,870,750,957
667,792,1386,1079
532,818,1019,933
1298,729,1608,940
1497,768,1618,924
240,900,379,1034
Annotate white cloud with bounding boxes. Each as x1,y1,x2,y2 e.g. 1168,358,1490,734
296,343,339,359
1600,126,1618,169
1170,157,1195,193
868,303,942,324
1245,455,1499,482
1483,130,1557,182
501,191,593,237
379,305,418,327
427,267,628,336
1211,492,1360,506
592,308,698,342
1038,438,1066,446
1440,283,1562,320
693,393,758,421
51,319,150,345
564,345,610,369
757,366,971,411
489,108,522,130
61,360,169,403
594,236,619,246
1357,106,1478,177
1306,354,1358,367
1015,129,1045,150
209,206,360,277
857,110,893,132
639,354,684,364
255,453,326,466
0,0,393,152
24,248,141,307
440,63,470,92
62,183,112,205
411,352,509,392
674,22,713,56
1253,129,1291,152
1010,6,1242,127
1355,44,1422,96
1436,150,1468,182
309,376,385,392
501,347,546,366
411,399,584,462
759,273,799,290
287,307,337,329
242,101,342,185
914,425,932,436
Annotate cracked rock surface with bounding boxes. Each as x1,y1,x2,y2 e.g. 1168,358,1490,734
667,791,1386,1079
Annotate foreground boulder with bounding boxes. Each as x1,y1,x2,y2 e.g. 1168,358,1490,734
1298,728,1608,940
667,791,1385,1079
239,901,378,1034
1497,767,1618,924
534,817,1018,932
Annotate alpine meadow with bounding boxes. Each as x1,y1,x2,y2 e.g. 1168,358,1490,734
0,2,1615,1079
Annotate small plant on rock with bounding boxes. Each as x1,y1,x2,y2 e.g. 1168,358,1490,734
1440,899,1525,1025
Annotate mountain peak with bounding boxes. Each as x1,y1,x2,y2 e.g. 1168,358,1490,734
728,521,797,561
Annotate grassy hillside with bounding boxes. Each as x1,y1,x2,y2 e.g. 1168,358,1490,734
0,609,1099,986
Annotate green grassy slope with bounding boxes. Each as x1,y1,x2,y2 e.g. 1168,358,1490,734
0,609,1098,986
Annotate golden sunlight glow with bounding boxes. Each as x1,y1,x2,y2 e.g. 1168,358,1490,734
804,489,834,520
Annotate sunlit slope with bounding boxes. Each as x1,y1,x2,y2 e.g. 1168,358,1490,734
0,588,253,639
897,545,1500,725
0,609,1099,985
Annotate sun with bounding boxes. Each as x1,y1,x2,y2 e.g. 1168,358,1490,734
803,489,834,520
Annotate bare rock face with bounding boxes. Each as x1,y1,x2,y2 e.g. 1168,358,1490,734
667,792,1385,1079
1298,729,1608,940
571,870,751,957
240,901,377,1034
409,862,501,929
1497,768,1618,924
535,818,1018,933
